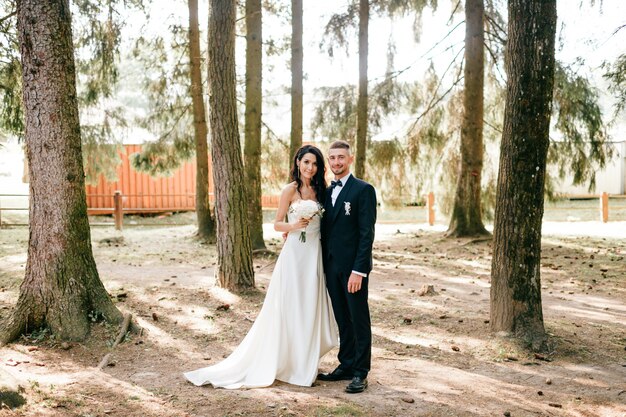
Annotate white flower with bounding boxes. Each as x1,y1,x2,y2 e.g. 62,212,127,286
291,200,324,242
344,201,351,215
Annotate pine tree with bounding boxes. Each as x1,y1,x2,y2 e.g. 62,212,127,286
490,0,557,348
244,0,266,250
188,0,215,241
354,0,369,179
446,0,489,237
1,0,123,345
208,0,255,291
289,0,303,165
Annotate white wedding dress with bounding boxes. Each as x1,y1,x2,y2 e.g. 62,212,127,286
184,200,338,389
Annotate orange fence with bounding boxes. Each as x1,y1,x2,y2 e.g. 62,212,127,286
85,144,207,214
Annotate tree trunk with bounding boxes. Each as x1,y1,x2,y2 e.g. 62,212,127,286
188,0,215,242
490,0,557,349
447,0,489,237
289,0,303,166
244,0,266,250
208,0,255,291
1,0,123,345
354,0,369,180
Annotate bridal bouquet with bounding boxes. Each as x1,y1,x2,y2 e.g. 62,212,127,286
290,200,324,242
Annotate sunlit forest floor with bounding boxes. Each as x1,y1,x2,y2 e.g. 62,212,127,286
1,216,625,417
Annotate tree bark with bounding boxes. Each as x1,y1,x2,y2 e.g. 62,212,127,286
447,0,489,237
354,0,369,180
490,0,557,349
188,0,215,242
244,0,266,250
1,0,123,345
208,0,255,291
289,0,303,166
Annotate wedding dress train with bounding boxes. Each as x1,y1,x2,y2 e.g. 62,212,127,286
184,200,338,388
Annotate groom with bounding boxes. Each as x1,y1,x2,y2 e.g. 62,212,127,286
319,140,377,394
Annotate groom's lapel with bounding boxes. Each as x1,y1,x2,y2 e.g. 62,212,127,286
324,188,333,213
330,175,355,224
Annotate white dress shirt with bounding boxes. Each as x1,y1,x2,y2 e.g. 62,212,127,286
331,173,351,206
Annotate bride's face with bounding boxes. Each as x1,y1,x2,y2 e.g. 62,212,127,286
298,153,318,180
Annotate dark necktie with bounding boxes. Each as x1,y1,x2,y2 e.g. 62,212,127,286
330,180,343,190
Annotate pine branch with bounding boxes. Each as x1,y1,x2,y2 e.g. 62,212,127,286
484,14,506,44
483,40,506,84
407,47,465,133
155,104,192,143
370,20,464,83
0,10,16,26
612,24,625,36
483,118,502,134
261,119,289,149
448,0,461,25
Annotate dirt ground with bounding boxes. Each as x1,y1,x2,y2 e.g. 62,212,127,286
0,218,625,417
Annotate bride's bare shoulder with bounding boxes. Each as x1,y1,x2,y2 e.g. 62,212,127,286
281,182,298,195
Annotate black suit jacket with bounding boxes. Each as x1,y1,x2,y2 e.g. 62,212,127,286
321,175,377,275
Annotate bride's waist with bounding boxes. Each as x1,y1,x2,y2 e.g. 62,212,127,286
288,229,320,235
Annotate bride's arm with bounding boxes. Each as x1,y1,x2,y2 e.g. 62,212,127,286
273,183,308,233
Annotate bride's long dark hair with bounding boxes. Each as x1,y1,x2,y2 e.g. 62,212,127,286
290,145,327,204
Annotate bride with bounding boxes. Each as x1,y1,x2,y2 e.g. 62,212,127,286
184,144,338,389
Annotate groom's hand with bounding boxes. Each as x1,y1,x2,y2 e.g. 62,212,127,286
347,273,363,293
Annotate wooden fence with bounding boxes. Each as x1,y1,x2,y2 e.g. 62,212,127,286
2,192,625,229
85,144,204,213
0,192,282,228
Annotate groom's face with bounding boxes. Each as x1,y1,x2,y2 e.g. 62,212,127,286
328,148,353,178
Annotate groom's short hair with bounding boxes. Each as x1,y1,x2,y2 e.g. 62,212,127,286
329,140,351,154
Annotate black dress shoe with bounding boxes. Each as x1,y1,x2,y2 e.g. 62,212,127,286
345,376,368,393
317,367,354,381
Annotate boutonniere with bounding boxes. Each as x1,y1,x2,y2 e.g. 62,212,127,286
344,201,351,215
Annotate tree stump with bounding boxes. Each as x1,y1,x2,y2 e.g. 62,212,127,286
417,284,438,296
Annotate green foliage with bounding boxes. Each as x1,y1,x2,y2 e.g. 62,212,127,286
260,130,290,194
73,0,122,106
311,38,418,145
549,62,612,192
319,3,358,57
82,120,122,184
603,52,626,118
131,138,194,176
484,0,507,82
72,0,147,182
0,0,145,183
0,56,22,137
0,1,22,138
129,25,196,176
311,85,357,141
367,139,410,206
319,0,437,56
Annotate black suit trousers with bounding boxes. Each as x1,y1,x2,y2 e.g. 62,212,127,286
325,259,371,378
